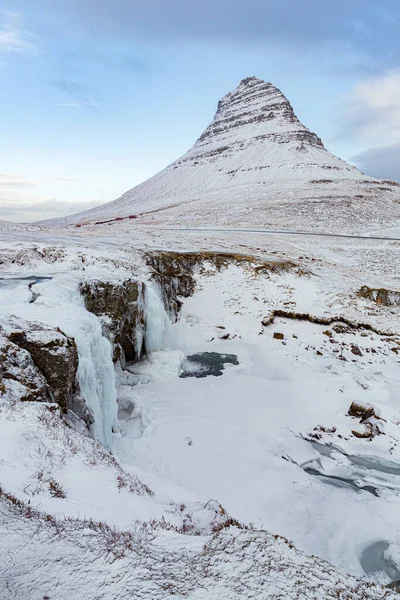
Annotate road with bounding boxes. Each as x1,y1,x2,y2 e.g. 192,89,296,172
166,227,400,242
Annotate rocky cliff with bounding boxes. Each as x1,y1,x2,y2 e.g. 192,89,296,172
0,317,92,425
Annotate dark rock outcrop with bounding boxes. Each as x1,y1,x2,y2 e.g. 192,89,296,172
145,252,198,317
80,280,146,362
0,335,48,402
358,285,400,307
0,318,86,420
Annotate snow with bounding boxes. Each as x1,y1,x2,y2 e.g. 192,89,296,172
1,165,400,596
111,262,400,580
37,77,400,234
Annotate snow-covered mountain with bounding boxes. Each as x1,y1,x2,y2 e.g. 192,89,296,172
49,76,400,232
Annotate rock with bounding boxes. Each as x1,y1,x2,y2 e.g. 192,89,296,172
352,421,383,439
348,401,376,422
0,334,49,402
80,279,146,363
332,323,351,334
69,391,94,427
0,318,86,420
145,252,198,317
273,332,284,340
347,403,384,439
387,580,400,592
358,285,400,307
4,318,78,413
322,330,333,337
350,344,363,356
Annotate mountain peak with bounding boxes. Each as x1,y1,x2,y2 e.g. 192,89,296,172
238,76,269,86
198,75,323,149
44,77,400,233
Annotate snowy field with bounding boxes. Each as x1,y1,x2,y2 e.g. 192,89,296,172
0,224,400,598
114,261,400,577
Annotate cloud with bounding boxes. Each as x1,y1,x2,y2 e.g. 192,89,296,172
339,72,400,144
51,78,99,109
52,79,83,94
352,142,400,182
0,173,79,189
0,196,100,223
0,172,93,222
0,9,34,54
54,101,99,108
42,0,400,69
0,174,37,189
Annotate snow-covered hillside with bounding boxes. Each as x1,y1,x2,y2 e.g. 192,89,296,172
42,76,400,233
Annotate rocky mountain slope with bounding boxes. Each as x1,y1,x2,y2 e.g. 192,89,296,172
46,76,400,233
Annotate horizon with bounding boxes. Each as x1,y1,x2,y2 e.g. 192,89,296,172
1,1,399,222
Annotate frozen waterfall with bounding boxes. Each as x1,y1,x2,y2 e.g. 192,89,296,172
144,280,172,353
72,317,117,449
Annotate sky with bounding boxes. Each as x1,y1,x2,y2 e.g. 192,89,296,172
0,0,399,222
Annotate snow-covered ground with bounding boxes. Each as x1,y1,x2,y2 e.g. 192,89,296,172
114,262,400,578
1,223,400,597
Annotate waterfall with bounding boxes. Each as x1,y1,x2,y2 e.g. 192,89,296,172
72,317,117,449
143,280,172,353
26,278,118,449
25,276,171,449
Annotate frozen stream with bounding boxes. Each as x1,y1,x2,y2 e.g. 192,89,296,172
113,264,400,584
301,441,400,497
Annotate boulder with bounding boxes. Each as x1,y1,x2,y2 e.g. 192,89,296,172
0,335,49,403
358,285,400,307
0,318,83,416
273,332,284,340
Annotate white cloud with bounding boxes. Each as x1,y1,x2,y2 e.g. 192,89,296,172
341,72,400,144
54,101,99,108
0,10,34,54
0,173,90,222
0,195,100,223
352,142,400,182
0,173,79,190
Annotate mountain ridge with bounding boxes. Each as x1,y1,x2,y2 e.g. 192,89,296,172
39,77,400,233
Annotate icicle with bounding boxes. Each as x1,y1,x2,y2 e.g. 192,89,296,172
143,281,171,353
134,282,146,361
73,318,117,449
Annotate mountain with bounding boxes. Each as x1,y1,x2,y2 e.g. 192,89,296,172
47,77,400,232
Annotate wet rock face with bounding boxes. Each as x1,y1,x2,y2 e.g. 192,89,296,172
0,318,80,414
358,285,400,307
145,252,198,318
80,280,146,363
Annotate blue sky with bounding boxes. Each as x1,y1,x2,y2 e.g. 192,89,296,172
1,0,399,221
